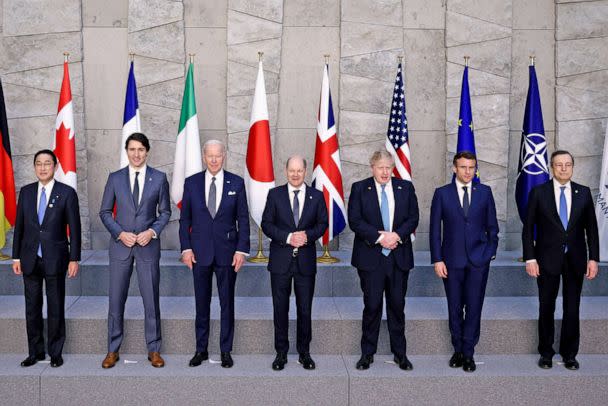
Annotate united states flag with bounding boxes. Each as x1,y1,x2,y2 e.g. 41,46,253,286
312,63,346,245
385,63,411,181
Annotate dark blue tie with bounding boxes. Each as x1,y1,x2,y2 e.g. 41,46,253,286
462,186,470,217
37,187,46,257
380,184,390,256
133,171,140,209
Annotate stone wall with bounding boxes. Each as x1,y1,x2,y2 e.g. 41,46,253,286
1,0,606,252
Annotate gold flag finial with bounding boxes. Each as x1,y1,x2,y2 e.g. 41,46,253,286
188,53,195,64
464,56,470,67
529,55,535,66
398,55,404,64
324,54,330,64
129,52,135,62
63,52,70,63
258,51,264,62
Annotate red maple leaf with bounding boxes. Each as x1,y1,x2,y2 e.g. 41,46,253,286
53,123,76,173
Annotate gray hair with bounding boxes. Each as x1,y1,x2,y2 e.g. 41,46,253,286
285,155,307,170
369,149,395,166
202,139,226,154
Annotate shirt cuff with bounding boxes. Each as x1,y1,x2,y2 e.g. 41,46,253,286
375,233,384,244
525,259,537,264
13,259,20,263
148,228,157,239
181,249,193,255
286,233,293,245
235,251,249,257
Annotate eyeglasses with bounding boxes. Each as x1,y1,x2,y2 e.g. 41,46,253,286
552,163,573,169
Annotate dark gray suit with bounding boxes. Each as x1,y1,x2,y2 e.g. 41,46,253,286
99,166,171,353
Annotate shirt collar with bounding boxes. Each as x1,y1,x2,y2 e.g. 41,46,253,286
129,164,147,177
288,183,306,195
206,169,224,183
553,178,571,190
38,178,55,193
374,179,392,191
455,178,472,189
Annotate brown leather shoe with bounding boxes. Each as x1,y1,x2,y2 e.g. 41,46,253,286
102,352,119,369
148,352,165,368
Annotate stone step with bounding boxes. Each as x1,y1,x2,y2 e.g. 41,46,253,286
1,295,606,355
2,250,607,297
1,353,606,406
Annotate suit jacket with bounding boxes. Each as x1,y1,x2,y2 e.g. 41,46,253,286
12,181,81,276
99,166,171,261
523,180,599,274
429,181,499,269
261,184,328,275
179,170,250,267
348,177,419,272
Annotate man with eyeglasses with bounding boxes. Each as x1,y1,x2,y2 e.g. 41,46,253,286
12,149,81,368
523,150,599,370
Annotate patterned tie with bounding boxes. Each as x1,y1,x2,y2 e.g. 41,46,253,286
559,186,568,252
292,190,300,226
208,176,217,218
37,187,46,257
133,171,140,209
462,186,470,217
380,184,390,256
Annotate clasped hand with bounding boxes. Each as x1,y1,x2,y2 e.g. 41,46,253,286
378,231,399,250
290,231,308,248
118,229,154,248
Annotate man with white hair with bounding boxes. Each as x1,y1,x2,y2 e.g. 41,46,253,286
179,139,250,368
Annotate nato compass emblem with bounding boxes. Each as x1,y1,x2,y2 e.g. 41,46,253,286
520,133,549,175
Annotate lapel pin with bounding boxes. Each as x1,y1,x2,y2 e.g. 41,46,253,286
367,186,372,190
309,196,312,199
397,186,402,190
149,177,152,182
575,190,578,194
49,204,54,208
227,180,231,184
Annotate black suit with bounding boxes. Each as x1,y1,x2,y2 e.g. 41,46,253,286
348,177,419,357
523,180,599,359
12,181,81,358
261,184,328,354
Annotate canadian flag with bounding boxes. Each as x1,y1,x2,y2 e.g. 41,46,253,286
245,61,275,227
53,60,77,191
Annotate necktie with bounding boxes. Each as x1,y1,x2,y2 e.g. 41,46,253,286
462,186,470,217
133,171,140,209
37,187,46,257
292,190,300,226
208,176,217,218
559,186,568,252
380,184,390,256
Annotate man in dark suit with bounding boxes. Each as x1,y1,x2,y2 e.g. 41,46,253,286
523,150,599,371
348,149,419,371
261,155,328,371
429,151,499,372
99,133,171,368
179,139,250,369
12,149,81,368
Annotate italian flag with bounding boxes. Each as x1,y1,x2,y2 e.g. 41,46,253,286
171,63,203,208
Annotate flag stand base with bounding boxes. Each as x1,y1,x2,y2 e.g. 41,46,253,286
248,228,268,263
317,245,339,263
0,253,10,260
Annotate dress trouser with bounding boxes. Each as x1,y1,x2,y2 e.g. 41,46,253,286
108,251,161,353
192,262,237,353
442,262,490,357
358,254,410,357
537,257,584,359
270,259,316,354
23,256,66,358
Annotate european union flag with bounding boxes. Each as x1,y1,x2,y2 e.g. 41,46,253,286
456,65,480,183
515,64,549,222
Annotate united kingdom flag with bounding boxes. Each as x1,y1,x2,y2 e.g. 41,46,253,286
312,63,346,245
386,63,411,181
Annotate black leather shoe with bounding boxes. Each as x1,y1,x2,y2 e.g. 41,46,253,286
563,358,579,370
272,352,288,371
298,353,316,370
463,357,476,372
356,354,373,370
221,352,233,368
538,356,552,369
50,356,64,368
20,353,45,367
189,351,209,367
394,354,413,371
449,352,464,368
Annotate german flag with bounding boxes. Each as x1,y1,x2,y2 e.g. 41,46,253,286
0,79,16,250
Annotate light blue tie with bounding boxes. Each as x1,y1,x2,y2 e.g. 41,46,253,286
380,184,390,256
559,186,568,252
37,187,47,257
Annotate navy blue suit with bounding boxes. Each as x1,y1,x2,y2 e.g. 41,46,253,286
261,184,328,354
179,170,250,353
13,181,81,358
430,181,499,357
348,177,419,357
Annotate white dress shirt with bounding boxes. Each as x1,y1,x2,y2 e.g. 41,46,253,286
128,164,147,205
375,180,394,231
37,179,56,210
205,169,224,214
455,178,472,208
553,178,571,221
286,183,306,244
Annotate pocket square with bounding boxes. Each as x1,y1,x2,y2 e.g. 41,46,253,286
228,191,236,196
